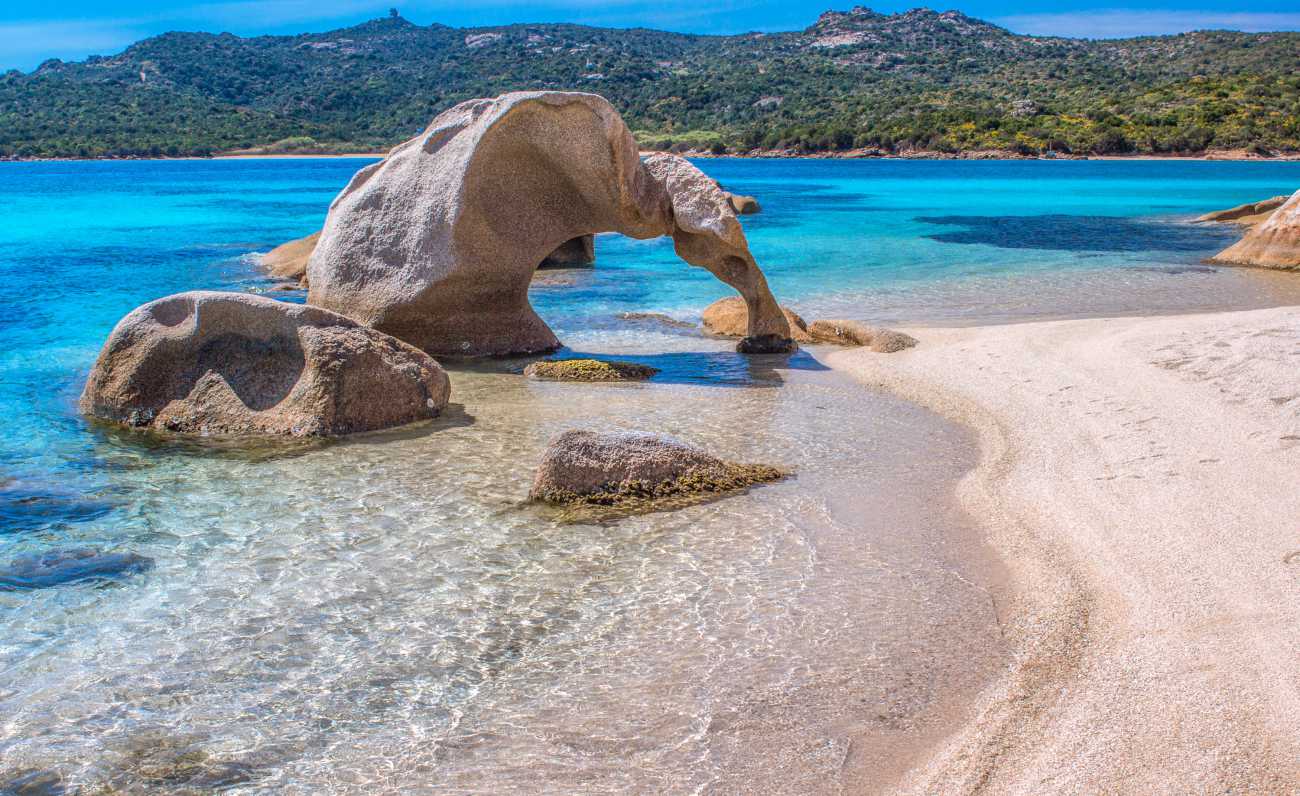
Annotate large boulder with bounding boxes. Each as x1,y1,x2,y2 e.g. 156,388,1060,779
702,296,814,343
80,291,451,437
807,319,918,352
265,231,595,283
306,91,792,357
529,430,784,505
1212,190,1300,269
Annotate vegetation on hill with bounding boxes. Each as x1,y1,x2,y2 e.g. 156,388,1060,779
3,7,1299,158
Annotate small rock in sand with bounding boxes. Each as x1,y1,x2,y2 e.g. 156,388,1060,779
808,319,918,352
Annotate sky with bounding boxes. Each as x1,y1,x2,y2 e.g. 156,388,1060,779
3,0,1299,72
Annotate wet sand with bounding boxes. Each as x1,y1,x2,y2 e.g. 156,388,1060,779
829,306,1300,793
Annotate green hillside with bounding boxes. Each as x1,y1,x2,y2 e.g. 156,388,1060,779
3,7,1299,158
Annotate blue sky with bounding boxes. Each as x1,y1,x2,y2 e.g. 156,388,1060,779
3,0,1299,71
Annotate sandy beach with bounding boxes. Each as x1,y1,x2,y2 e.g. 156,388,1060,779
829,306,1300,793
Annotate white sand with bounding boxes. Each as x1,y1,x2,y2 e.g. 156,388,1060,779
828,306,1300,793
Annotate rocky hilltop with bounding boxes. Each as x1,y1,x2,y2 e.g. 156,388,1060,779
3,7,1299,159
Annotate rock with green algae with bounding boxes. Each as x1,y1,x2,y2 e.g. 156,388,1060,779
523,359,659,382
529,430,785,511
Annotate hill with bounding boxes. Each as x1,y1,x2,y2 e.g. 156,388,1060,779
3,7,1299,158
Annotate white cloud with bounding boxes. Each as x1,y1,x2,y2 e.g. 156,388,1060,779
995,9,1300,39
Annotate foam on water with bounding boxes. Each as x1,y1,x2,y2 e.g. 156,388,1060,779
2,157,1299,791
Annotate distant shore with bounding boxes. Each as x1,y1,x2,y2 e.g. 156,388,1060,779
829,305,1300,792
7,149,1300,164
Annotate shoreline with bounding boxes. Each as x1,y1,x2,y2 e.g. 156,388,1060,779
826,306,1300,791
6,150,1300,164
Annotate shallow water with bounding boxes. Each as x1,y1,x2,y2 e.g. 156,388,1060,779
1,344,1003,793
2,157,1299,792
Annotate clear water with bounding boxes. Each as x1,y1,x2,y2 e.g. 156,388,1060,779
1,157,1297,793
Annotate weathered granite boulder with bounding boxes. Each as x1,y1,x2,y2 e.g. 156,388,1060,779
702,296,814,343
1212,190,1300,270
539,235,596,268
306,91,791,356
80,291,451,437
727,193,761,215
523,358,658,381
0,548,153,590
266,231,595,283
262,231,320,284
807,319,918,352
529,430,783,505
1196,195,1288,224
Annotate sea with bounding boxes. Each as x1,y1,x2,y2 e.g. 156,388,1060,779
1,157,1297,793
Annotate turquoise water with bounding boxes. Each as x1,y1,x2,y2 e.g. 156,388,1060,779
1,157,1299,792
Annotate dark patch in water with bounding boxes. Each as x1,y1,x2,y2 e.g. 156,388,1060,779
100,732,259,792
0,484,116,534
0,547,153,590
0,769,64,796
918,214,1237,252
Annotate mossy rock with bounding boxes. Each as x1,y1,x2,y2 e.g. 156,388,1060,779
533,462,785,506
529,430,786,520
524,358,659,382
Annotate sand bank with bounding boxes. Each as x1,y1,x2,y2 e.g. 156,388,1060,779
828,306,1300,793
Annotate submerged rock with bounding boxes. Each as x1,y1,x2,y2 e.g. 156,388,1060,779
104,732,256,791
1196,195,1288,224
306,91,791,356
0,769,63,796
523,359,658,381
616,311,696,329
702,296,813,344
529,430,784,506
80,291,450,437
808,319,919,352
1211,190,1300,270
0,547,153,590
538,235,596,268
0,483,115,533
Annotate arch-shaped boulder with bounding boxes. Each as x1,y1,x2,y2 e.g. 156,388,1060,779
306,91,792,357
